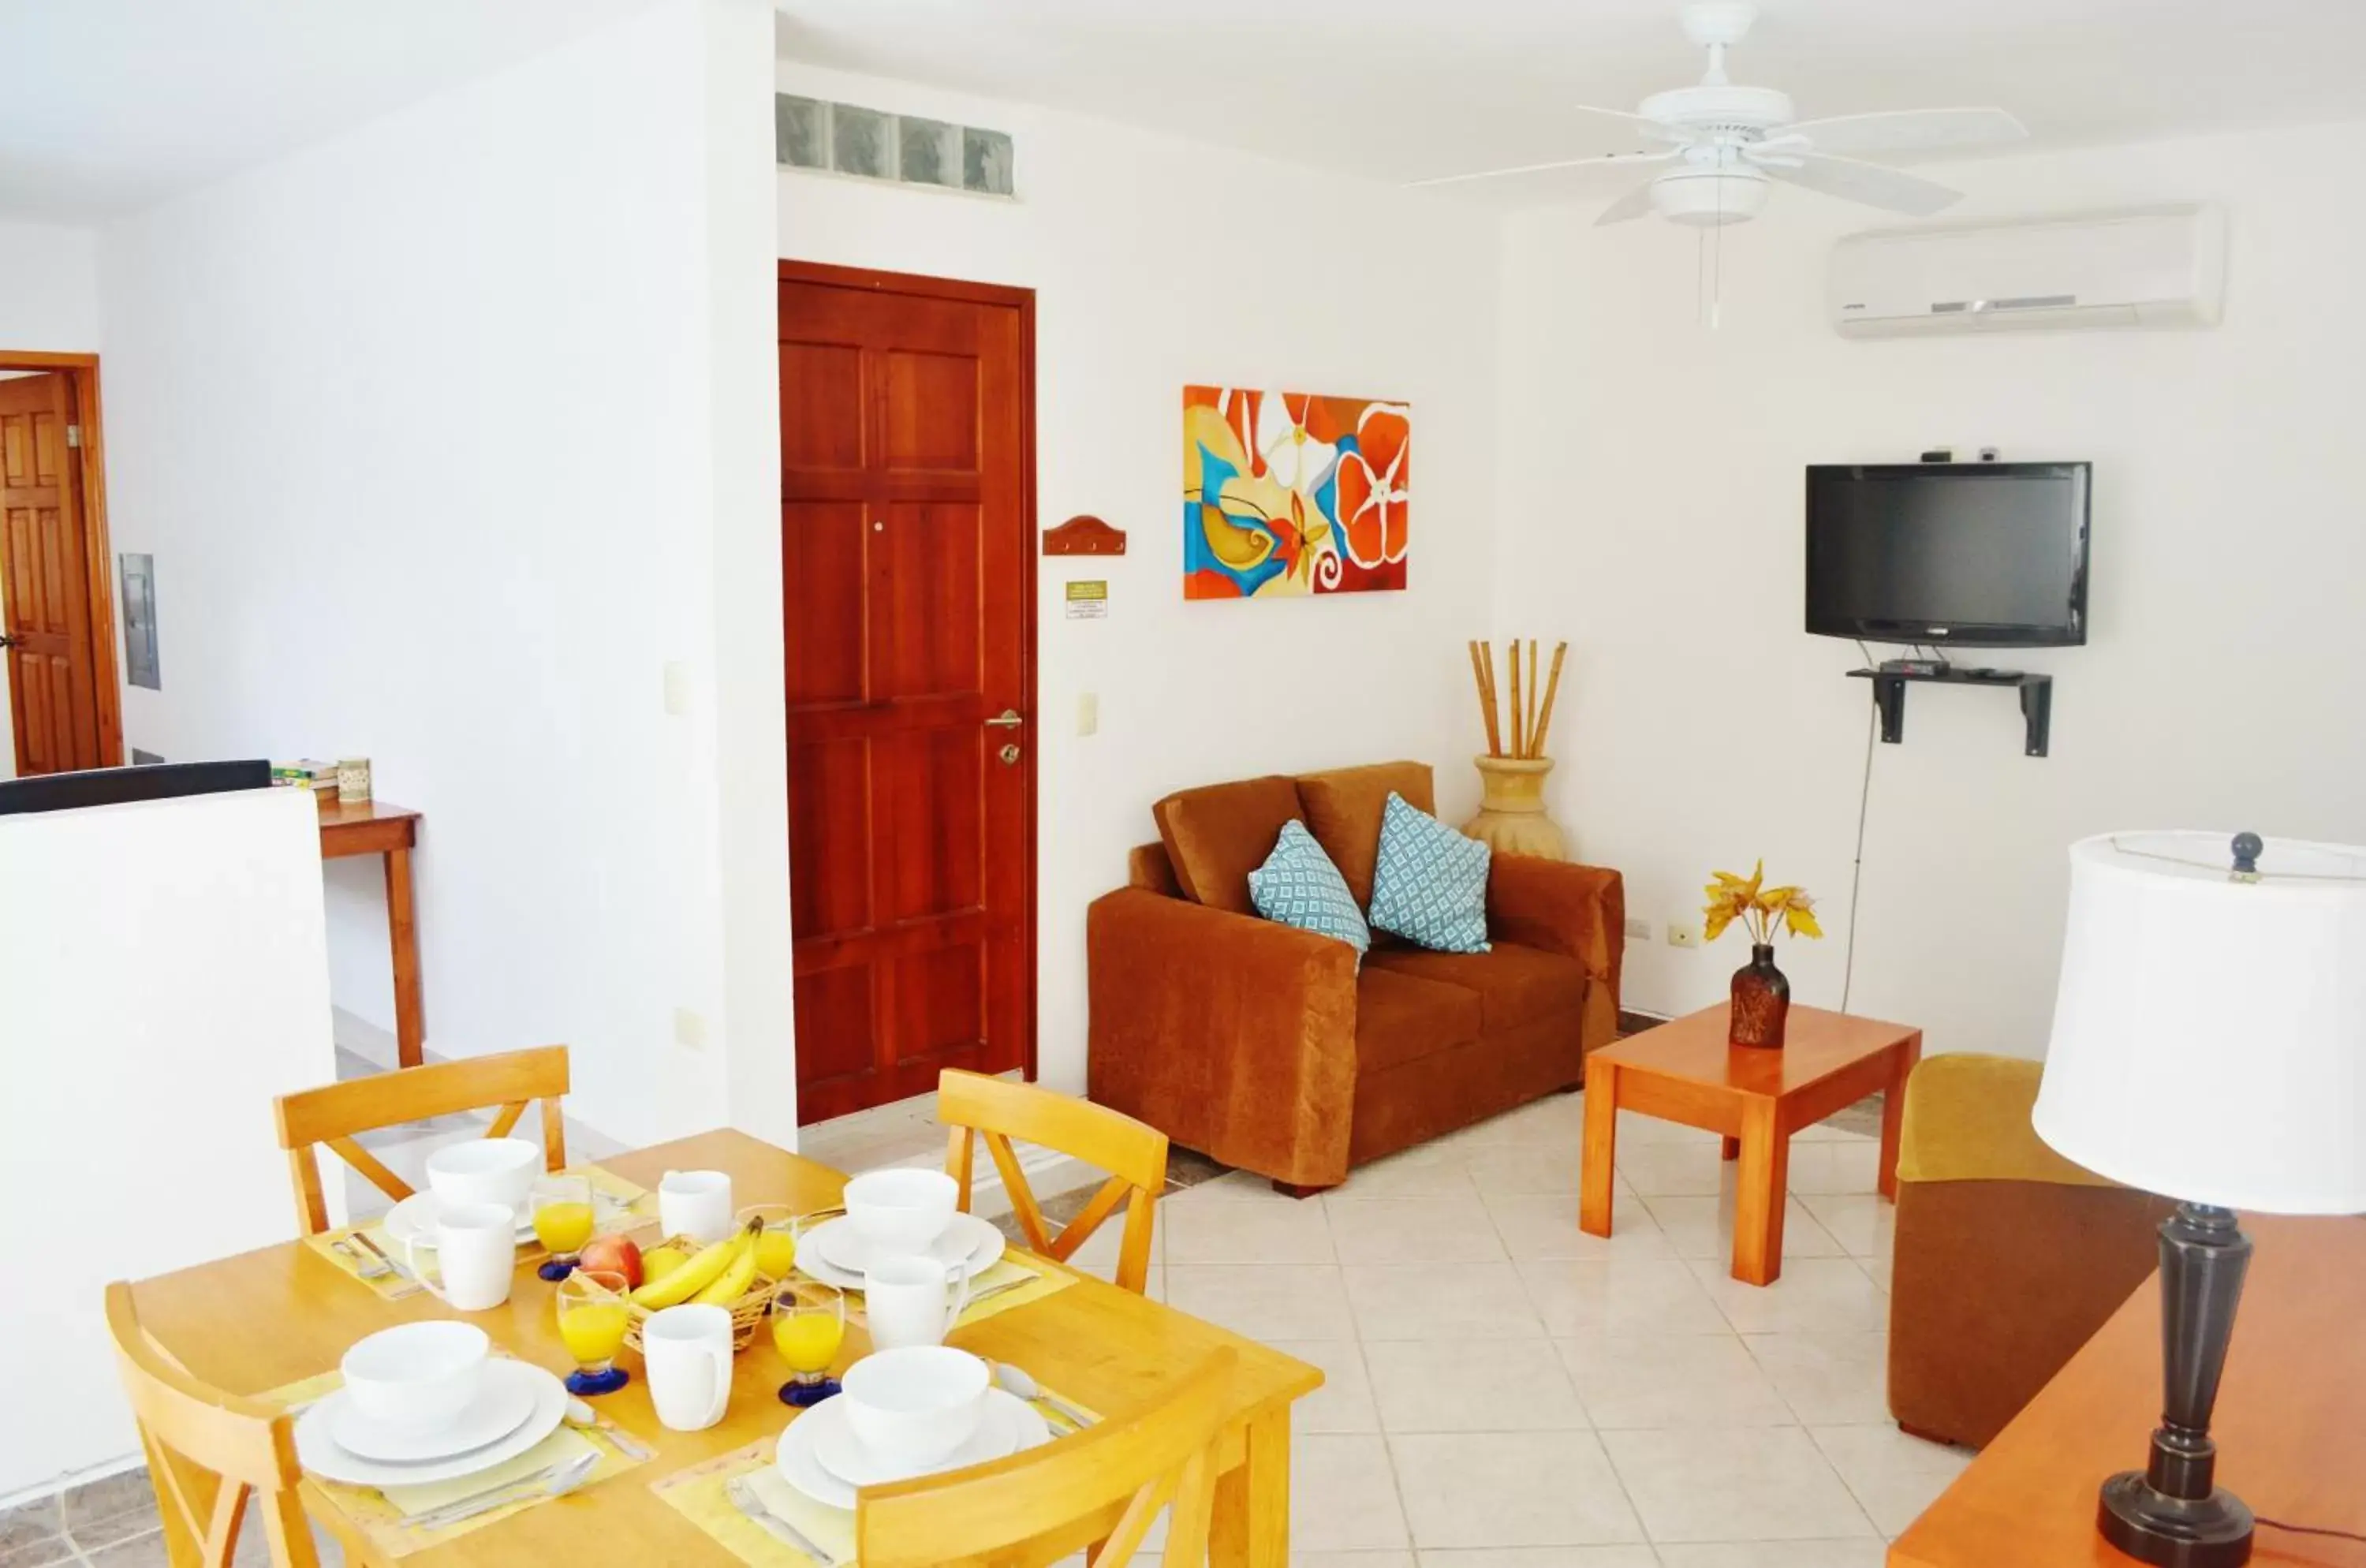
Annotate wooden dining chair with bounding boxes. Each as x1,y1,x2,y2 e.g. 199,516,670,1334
939,1069,1170,1294
273,1044,570,1236
859,1349,1236,1568
104,1282,319,1568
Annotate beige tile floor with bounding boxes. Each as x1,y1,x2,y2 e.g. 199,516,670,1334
17,1085,1962,1566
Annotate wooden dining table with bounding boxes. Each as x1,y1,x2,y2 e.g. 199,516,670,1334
129,1129,1322,1565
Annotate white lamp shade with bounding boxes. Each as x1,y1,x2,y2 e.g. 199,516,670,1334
2033,831,2366,1215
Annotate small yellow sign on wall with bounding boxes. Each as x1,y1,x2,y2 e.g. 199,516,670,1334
1065,580,1108,620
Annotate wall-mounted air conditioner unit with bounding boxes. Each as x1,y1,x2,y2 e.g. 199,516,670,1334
1830,203,2226,338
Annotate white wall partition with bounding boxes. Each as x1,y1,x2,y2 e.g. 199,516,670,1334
0,786,335,1500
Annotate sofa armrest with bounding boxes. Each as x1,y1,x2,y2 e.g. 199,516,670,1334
1896,1054,2120,1189
1086,887,1360,1186
1487,856,1625,1006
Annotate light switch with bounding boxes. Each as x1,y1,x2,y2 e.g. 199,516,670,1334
674,1007,707,1052
663,661,692,716
1077,693,1099,737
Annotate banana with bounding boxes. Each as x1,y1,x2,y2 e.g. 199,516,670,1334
629,1230,741,1310
690,1236,759,1305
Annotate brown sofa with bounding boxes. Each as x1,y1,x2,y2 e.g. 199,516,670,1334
1085,760,1624,1193
1888,1053,2174,1447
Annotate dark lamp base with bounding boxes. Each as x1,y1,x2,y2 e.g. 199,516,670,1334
2099,1471,2254,1567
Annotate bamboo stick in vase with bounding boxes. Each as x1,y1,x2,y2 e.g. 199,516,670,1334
1524,640,1540,757
1508,640,1524,759
1467,640,1502,758
1531,641,1569,759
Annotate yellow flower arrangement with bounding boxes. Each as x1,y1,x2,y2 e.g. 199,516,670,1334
1703,860,1824,946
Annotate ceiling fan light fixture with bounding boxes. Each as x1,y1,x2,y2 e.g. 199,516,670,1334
1650,166,1767,226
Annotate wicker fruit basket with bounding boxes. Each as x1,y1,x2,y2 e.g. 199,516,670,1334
618,1233,778,1355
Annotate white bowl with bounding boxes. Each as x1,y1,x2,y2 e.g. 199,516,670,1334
842,1168,957,1256
340,1321,490,1435
424,1138,541,1215
842,1346,990,1470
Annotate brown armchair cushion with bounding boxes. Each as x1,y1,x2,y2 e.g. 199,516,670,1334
1355,966,1483,1073
1296,760,1436,906
1151,775,1305,913
1365,941,1586,1034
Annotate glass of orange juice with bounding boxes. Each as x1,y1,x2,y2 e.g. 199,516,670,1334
770,1279,845,1407
739,1204,799,1283
532,1174,597,1282
557,1268,632,1396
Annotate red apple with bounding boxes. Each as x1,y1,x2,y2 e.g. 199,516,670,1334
579,1234,643,1290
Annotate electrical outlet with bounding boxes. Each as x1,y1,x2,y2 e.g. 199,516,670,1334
1666,920,1702,949
1077,692,1099,737
673,1007,708,1052
662,660,692,716
1624,917,1651,940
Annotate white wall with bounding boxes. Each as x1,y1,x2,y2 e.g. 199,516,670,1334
0,786,336,1500
774,62,1506,1096
0,218,103,780
1496,121,2366,1058
96,0,785,1148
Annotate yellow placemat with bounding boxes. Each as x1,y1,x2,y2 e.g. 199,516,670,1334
651,1382,1103,1566
263,1357,652,1559
300,1164,654,1298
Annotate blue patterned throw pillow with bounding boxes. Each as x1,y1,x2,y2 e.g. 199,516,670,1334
1368,790,1492,954
1248,820,1371,958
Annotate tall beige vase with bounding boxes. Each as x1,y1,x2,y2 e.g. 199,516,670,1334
1461,755,1569,861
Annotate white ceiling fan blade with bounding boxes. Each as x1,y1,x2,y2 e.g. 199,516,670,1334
1565,103,1692,144
1407,148,1678,190
1781,107,2028,156
1756,152,1965,216
1592,177,1661,227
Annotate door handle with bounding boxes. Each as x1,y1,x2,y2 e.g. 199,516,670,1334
983,708,1024,728
0,634,21,649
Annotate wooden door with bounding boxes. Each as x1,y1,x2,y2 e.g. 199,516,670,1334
0,372,103,776
778,264,1036,1124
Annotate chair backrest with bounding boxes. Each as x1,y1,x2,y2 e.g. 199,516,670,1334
939,1070,1168,1294
273,1045,570,1235
105,1282,319,1568
858,1349,1235,1568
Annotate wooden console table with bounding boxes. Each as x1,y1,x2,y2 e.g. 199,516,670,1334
1891,1213,2366,1566
316,798,424,1069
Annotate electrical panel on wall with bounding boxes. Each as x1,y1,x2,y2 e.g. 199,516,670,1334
776,95,1015,199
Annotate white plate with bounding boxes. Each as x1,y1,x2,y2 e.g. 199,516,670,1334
296,1361,566,1488
328,1365,537,1463
797,1214,1005,1290
778,1389,1050,1509
383,1193,534,1248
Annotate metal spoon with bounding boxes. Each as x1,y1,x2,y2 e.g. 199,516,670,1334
402,1450,599,1531
991,1363,1092,1430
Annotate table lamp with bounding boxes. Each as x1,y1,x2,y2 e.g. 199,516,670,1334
2033,831,2366,1568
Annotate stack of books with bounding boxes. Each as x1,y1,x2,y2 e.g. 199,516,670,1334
270,759,340,799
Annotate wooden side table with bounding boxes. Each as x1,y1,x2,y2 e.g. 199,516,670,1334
316,797,424,1069
1580,1003,1921,1285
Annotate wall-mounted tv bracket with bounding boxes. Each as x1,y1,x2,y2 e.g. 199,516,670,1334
1846,666,2053,758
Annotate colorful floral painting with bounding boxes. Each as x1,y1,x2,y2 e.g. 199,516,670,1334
1183,386,1409,599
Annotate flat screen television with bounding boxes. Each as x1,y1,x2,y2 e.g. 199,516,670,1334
1805,462,2090,648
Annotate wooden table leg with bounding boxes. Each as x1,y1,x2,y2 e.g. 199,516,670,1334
1879,1032,1921,1201
1209,1406,1289,1567
1730,1096,1790,1286
385,846,424,1070
1579,1060,1619,1238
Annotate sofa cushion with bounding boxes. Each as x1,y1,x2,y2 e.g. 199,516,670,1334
1366,941,1586,1034
1296,760,1436,907
1248,820,1371,958
1368,791,1492,954
1151,775,1306,913
1355,965,1483,1074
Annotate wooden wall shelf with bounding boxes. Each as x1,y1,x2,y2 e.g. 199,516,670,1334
1042,514,1125,557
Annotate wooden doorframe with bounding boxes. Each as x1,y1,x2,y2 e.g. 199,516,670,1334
0,349,123,768
774,258,1041,1085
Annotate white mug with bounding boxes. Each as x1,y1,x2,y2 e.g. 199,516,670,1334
643,1303,733,1432
397,1201,516,1312
863,1255,972,1351
659,1170,734,1245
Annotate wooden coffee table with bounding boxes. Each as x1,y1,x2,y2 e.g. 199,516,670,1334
1580,1003,1921,1286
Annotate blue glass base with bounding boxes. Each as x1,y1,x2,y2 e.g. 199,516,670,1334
566,1366,629,1398
779,1377,839,1408
537,1258,577,1282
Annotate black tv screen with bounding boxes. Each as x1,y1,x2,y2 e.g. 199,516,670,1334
1805,463,2090,648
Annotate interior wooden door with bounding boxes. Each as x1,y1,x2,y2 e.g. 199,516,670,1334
778,264,1035,1124
0,371,103,776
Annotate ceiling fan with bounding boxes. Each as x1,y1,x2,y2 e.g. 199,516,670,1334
1413,1,2028,228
